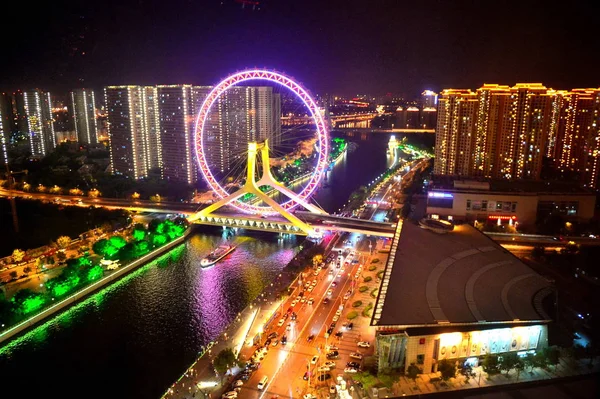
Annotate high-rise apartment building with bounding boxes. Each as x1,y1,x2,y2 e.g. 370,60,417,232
105,86,153,179
156,85,211,184
142,86,161,171
21,89,55,156
434,89,478,176
204,86,282,173
70,88,98,144
0,93,12,164
421,90,438,108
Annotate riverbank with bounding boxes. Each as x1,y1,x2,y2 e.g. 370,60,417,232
0,226,193,346
160,237,325,399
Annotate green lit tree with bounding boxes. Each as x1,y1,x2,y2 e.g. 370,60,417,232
11,289,46,315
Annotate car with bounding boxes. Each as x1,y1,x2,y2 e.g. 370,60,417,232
313,270,319,276
312,279,317,285
311,355,319,365
307,334,315,342
222,391,238,399
330,384,337,394
291,300,297,307
307,298,314,305
281,335,287,345
331,281,337,287
264,338,272,346
553,235,565,241
303,394,317,399
318,373,332,381
346,361,360,368
234,380,244,387
346,322,353,330
335,309,342,316
326,345,339,351
327,289,333,296
357,341,370,348
303,371,310,380
323,297,330,305
271,339,279,347
326,351,339,359
335,331,343,338
332,315,339,322
324,360,336,368
287,323,292,331
349,352,363,360
318,365,330,372
267,331,279,340
301,297,306,303
344,367,358,373
240,373,251,381
307,286,313,293
326,327,334,336
291,312,297,321
277,318,285,327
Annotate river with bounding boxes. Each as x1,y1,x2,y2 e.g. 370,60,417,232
0,132,433,398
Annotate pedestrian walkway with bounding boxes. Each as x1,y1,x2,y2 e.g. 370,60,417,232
359,357,600,398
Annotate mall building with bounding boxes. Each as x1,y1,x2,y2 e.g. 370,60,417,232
425,180,596,227
370,221,554,373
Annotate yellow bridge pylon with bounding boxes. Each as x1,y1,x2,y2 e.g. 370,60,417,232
189,139,327,236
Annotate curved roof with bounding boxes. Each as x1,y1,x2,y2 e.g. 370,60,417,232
373,222,552,327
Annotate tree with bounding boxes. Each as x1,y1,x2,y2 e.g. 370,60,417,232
56,251,67,263
12,249,26,263
459,361,476,383
9,271,18,280
499,352,518,376
10,288,46,315
482,354,500,376
312,254,323,267
514,357,525,380
56,235,71,249
406,363,420,385
23,266,32,274
543,346,560,370
352,371,378,390
523,352,537,372
213,348,237,379
437,358,456,381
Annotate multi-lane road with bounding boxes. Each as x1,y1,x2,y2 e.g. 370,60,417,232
230,234,376,399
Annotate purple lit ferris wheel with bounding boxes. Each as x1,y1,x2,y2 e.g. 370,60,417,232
194,69,329,215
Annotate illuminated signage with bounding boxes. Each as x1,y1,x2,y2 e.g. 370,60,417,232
428,192,453,199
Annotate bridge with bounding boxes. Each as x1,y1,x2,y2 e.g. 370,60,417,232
334,127,435,134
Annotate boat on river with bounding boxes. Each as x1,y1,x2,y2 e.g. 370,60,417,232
200,244,236,267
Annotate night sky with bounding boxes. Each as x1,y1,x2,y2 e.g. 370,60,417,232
2,0,598,97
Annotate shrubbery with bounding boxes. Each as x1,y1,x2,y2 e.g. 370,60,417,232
346,311,358,319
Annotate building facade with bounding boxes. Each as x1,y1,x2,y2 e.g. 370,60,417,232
426,181,596,226
70,88,98,144
105,86,153,179
434,84,600,186
22,89,55,156
156,85,211,184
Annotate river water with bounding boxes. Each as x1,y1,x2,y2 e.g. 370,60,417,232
0,132,432,399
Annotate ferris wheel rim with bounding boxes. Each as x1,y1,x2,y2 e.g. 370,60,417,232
194,69,329,214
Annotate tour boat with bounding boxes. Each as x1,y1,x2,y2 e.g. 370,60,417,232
200,244,236,267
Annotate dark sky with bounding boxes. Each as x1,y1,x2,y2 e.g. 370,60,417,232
2,0,599,98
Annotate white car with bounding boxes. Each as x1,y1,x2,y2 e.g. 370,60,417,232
327,289,333,296
332,315,339,322
277,318,285,327
335,309,342,316
349,352,363,360
301,297,306,303
311,355,319,364
286,323,292,331
291,300,297,307
307,286,313,293
324,361,336,368
222,391,238,399
344,367,358,373
234,380,244,387
317,365,330,372
357,341,371,348
312,279,317,285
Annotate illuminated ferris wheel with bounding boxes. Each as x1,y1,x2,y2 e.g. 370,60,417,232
194,70,329,215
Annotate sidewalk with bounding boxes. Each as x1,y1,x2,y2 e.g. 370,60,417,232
363,357,600,398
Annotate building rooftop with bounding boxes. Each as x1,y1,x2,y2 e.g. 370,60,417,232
429,176,593,195
373,221,553,327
